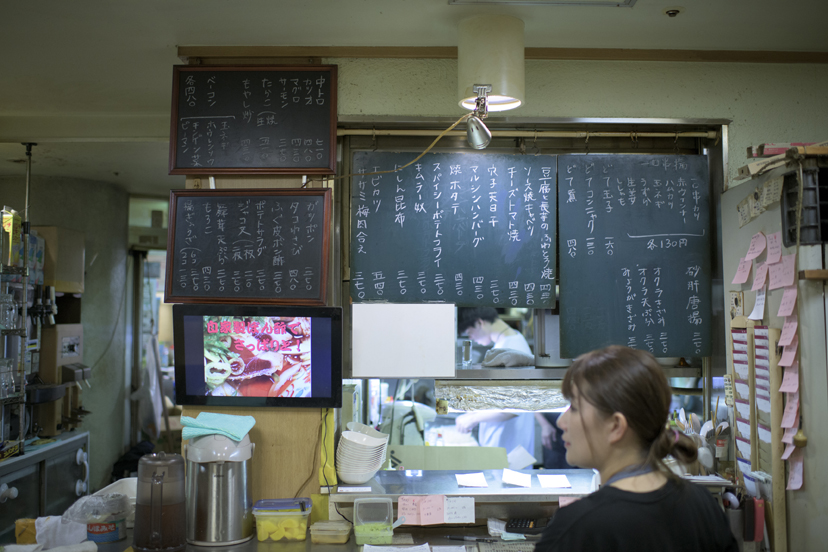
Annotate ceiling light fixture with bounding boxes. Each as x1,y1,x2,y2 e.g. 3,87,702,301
458,14,525,113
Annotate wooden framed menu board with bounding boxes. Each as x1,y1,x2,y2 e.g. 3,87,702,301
169,65,337,175
165,189,331,305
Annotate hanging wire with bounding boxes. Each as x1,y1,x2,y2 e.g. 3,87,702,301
307,113,473,186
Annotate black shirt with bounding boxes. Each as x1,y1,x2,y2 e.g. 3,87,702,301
534,478,738,552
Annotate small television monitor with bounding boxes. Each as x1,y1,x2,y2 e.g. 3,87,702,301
172,304,342,408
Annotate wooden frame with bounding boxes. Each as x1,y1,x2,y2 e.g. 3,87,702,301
165,188,331,305
169,65,337,175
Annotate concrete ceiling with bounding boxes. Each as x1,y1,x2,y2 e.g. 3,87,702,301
2,0,827,197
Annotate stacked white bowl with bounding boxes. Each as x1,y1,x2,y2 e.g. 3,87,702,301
336,423,389,484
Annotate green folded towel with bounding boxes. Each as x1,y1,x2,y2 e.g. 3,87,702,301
181,412,256,442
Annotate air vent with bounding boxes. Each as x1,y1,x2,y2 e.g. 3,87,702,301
780,167,828,247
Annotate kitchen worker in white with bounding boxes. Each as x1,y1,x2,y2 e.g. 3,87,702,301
454,308,536,459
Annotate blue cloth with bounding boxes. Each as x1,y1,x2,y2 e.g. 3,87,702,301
181,412,256,442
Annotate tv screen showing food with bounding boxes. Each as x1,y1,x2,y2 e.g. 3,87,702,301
173,305,342,408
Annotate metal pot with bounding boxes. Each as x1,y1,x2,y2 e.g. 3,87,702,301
184,434,255,546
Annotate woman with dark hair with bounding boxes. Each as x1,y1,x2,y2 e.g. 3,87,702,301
534,345,737,552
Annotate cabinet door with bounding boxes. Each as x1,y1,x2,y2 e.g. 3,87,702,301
44,445,87,516
0,463,40,543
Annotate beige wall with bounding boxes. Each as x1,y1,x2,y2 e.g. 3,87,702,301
333,58,828,187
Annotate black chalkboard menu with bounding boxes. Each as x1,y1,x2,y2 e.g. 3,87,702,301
165,189,331,305
558,154,711,358
350,152,557,308
169,66,337,175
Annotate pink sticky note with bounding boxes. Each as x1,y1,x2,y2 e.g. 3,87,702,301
397,495,422,525
787,448,804,490
782,427,798,444
781,392,799,429
779,361,799,393
745,232,767,260
779,314,798,347
419,495,445,525
779,335,798,367
751,262,769,291
766,231,782,264
769,253,797,290
732,257,752,285
777,285,798,317
782,444,796,460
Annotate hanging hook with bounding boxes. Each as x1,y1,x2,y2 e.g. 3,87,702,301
518,137,526,155
531,130,540,155
674,132,680,153
371,127,377,151
584,131,590,155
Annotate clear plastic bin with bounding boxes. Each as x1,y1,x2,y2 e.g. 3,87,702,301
310,520,352,544
252,498,312,542
354,497,393,545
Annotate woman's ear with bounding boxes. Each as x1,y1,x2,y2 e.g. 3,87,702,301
606,412,630,445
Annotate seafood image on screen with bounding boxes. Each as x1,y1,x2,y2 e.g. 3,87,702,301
202,316,311,397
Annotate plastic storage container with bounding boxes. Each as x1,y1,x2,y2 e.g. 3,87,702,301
353,497,393,545
252,498,312,542
310,520,352,544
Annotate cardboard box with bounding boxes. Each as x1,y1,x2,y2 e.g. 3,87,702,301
40,324,84,383
32,226,85,293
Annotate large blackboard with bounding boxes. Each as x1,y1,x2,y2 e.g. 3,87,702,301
169,66,337,174
165,189,331,305
350,152,557,308
558,154,711,358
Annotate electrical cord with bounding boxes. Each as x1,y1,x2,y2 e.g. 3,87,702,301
320,408,353,523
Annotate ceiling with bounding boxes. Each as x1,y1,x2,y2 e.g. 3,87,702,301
2,0,827,197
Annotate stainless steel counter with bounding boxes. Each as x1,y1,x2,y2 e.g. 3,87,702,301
329,469,596,504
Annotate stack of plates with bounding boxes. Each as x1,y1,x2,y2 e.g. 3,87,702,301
336,423,389,484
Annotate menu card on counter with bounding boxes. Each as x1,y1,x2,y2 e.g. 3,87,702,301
397,496,475,525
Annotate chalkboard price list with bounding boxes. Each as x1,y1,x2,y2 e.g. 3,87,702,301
166,189,330,305
350,152,557,308
170,66,337,174
558,154,711,358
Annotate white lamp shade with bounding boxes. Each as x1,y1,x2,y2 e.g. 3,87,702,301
458,14,525,112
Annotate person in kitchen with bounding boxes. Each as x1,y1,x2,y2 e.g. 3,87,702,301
534,346,738,552
454,308,535,458
457,307,532,355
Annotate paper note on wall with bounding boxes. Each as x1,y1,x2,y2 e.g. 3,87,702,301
735,399,751,419
733,361,749,380
758,424,771,444
397,496,423,525
736,417,751,437
735,379,750,399
766,231,782,264
748,288,766,320
787,448,804,491
751,262,769,291
443,497,475,524
777,286,798,317
768,253,796,290
779,314,798,347
419,495,445,526
781,392,799,429
745,232,767,260
736,437,752,458
782,427,797,444
445,496,474,523
779,335,798,367
782,444,796,460
732,257,752,285
780,361,799,393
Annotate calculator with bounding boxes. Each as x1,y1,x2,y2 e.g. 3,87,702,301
504,518,546,535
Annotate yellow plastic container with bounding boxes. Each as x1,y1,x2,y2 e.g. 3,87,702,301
252,498,311,542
